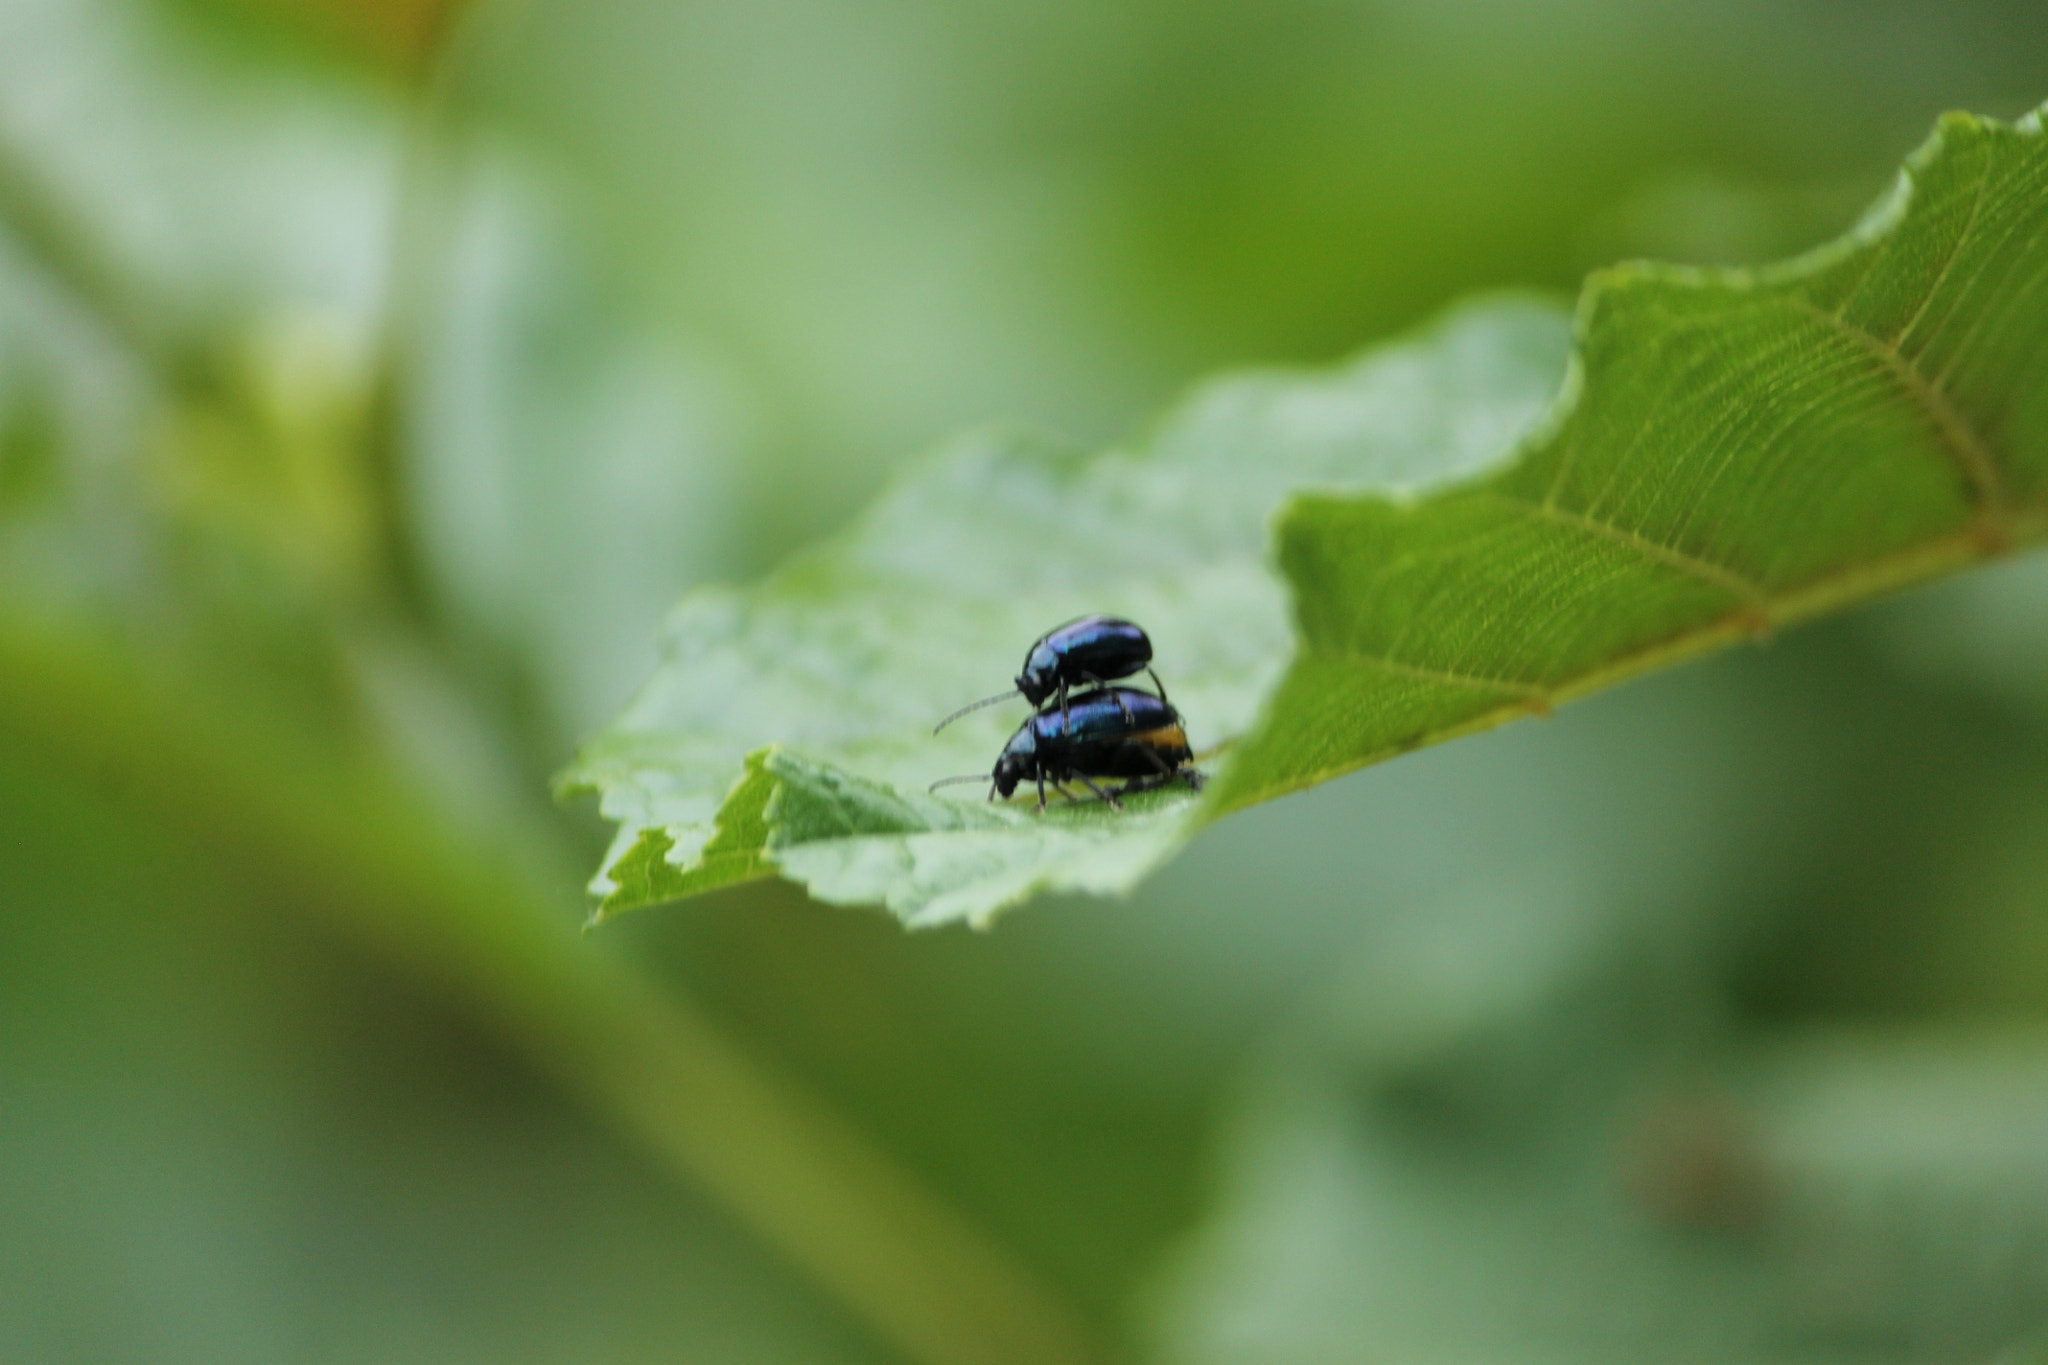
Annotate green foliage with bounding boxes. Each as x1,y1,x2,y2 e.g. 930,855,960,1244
569,105,2048,928
17,0,2048,1360
1151,959,2048,1362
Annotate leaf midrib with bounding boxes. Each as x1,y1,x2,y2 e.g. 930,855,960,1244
1244,512,2046,814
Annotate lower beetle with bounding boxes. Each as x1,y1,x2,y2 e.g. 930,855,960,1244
934,615,1169,733
930,686,1203,810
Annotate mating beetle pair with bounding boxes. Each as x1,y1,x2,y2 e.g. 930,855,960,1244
929,615,1203,810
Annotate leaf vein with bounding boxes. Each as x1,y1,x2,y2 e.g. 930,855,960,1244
1893,146,1992,348
1325,646,1550,702
1787,294,2007,523
1486,491,1769,607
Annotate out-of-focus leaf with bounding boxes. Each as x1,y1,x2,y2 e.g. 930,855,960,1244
0,0,395,346
0,0,402,623
1145,990,2048,1364
568,105,2048,928
1870,551,2048,718
407,146,746,743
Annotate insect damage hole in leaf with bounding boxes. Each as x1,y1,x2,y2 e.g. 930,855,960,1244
563,103,2048,930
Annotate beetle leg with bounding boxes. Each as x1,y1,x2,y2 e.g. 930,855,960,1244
1114,740,1188,798
1146,666,1170,707
1130,741,1175,776
1112,689,1135,725
1074,671,1127,719
1075,774,1123,810
1058,679,1071,726
1036,773,1047,811
1052,780,1079,805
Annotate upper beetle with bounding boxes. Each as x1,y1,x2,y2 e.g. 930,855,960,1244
935,615,1168,733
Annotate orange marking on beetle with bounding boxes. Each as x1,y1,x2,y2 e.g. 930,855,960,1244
1130,724,1189,752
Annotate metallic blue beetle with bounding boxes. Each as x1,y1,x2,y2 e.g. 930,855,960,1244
934,615,1167,733
931,686,1202,810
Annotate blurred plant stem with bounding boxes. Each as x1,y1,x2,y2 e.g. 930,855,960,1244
0,604,1113,1365
0,13,1110,1354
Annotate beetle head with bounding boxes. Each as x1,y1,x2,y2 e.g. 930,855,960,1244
991,726,1035,799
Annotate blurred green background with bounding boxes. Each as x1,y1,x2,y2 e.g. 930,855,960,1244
5,0,2048,1360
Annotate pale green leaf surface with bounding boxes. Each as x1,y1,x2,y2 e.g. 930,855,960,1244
567,105,2048,927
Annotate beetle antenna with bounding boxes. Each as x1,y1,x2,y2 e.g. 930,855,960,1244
932,690,1019,734
928,774,990,792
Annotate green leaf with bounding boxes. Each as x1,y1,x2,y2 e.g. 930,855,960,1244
565,299,1569,926
566,104,2048,928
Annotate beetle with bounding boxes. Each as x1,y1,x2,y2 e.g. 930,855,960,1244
930,686,1203,810
933,615,1168,733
